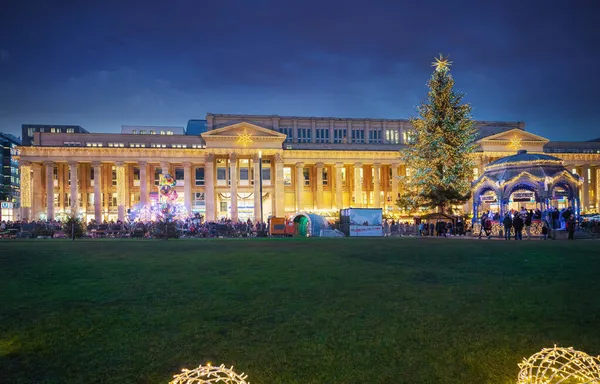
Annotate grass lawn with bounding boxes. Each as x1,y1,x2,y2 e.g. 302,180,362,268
1,238,599,384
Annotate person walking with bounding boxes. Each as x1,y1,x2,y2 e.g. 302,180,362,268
567,214,576,240
513,214,524,240
525,210,533,239
502,212,513,240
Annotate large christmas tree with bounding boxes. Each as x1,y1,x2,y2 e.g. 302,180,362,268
397,54,478,214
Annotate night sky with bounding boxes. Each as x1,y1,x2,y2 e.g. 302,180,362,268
1,0,599,141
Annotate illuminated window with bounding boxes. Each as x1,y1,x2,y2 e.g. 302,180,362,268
473,167,479,180
139,130,146,134
386,129,399,144
132,130,137,134
323,167,328,186
66,128,75,133
341,167,347,186
262,160,271,183
150,130,155,134
167,131,173,135
160,130,166,135
298,128,311,143
283,167,292,186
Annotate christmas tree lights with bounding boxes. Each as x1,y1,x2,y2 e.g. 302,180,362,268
397,54,477,213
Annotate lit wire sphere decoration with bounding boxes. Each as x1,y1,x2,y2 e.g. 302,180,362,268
170,363,249,384
517,346,600,384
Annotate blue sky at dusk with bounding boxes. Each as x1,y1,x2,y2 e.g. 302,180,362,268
1,0,599,141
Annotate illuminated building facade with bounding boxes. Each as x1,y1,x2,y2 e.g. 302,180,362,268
14,113,600,222
0,132,21,221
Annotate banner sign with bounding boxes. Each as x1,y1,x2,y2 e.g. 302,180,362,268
480,195,497,202
350,225,383,236
1,202,13,209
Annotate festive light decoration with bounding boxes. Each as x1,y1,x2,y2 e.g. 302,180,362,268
431,53,453,72
485,159,564,171
472,170,582,195
517,346,600,384
397,54,477,213
236,128,253,147
170,363,249,384
508,135,523,151
20,164,31,208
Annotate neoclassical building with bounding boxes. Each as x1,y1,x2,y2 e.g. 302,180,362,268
14,113,600,223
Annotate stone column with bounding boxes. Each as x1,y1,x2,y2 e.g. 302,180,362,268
329,120,334,144
353,163,363,207
115,161,126,221
311,119,317,143
20,161,31,221
391,163,399,212
229,154,238,221
365,121,370,144
296,162,304,211
275,154,285,216
139,161,148,205
183,162,192,213
69,162,79,216
161,162,170,176
595,167,600,212
334,163,343,210
44,161,55,220
253,154,261,221
92,162,102,222
32,163,43,219
204,154,215,221
582,165,590,213
373,163,381,208
316,162,324,210
292,119,298,144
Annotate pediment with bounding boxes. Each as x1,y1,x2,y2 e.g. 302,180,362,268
201,122,286,150
477,128,549,143
201,122,286,139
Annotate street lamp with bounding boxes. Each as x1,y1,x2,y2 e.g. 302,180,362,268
258,151,263,225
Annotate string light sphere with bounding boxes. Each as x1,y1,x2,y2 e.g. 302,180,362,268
170,363,249,384
517,346,600,384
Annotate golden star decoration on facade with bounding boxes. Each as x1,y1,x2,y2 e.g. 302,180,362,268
236,128,253,146
432,53,453,71
508,135,523,151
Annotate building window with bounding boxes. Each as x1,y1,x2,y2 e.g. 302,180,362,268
262,161,271,182
279,127,293,143
298,128,311,143
28,127,35,137
160,130,166,135
341,167,347,186
303,168,310,186
167,131,173,135
217,159,227,186
111,166,117,186
351,129,365,143
155,168,162,186
402,130,415,144
139,130,146,134
323,167,328,186
194,192,205,208
283,167,292,186
150,130,155,134
129,143,146,148
473,168,479,180
132,130,137,134
386,129,399,144
220,201,228,212
195,167,205,186
334,129,347,144
66,128,75,133
369,129,382,144
108,143,124,147
316,128,329,143
175,167,184,181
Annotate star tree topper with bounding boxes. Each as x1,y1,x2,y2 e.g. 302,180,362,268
236,128,253,146
432,53,453,72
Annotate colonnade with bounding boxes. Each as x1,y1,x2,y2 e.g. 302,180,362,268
20,154,403,222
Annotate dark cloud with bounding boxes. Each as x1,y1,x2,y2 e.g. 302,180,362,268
1,0,599,139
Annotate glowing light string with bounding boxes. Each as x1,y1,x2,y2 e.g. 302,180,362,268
517,346,600,384
170,363,249,384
